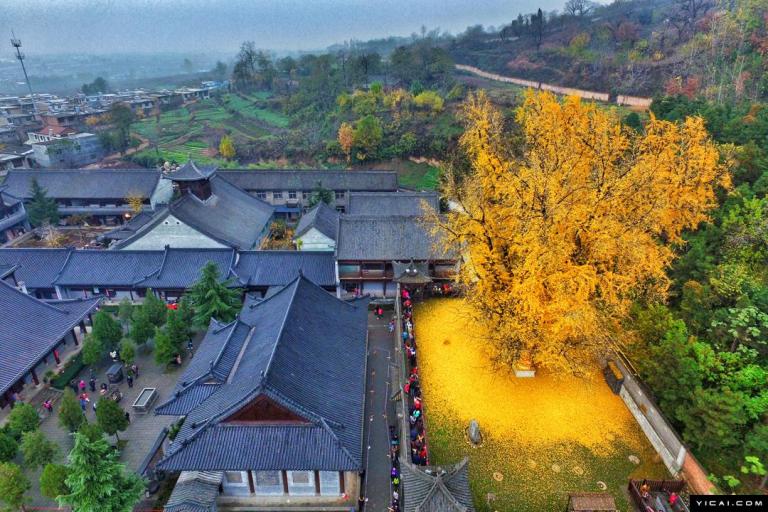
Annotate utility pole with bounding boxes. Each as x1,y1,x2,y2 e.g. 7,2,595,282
10,31,35,103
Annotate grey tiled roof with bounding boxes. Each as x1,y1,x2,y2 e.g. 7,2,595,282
164,471,221,512
218,169,398,191
348,191,439,216
294,202,339,240
166,161,218,182
336,216,452,261
157,276,369,472
0,248,336,290
155,320,249,416
0,248,71,290
402,459,475,512
99,210,157,242
0,186,22,207
169,176,274,249
0,280,100,395
233,251,336,287
0,263,18,280
139,248,237,289
53,250,165,287
2,169,160,199
114,176,274,250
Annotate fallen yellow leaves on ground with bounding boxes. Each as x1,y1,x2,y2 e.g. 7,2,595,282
415,298,667,511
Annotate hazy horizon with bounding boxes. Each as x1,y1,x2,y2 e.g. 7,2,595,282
3,0,569,56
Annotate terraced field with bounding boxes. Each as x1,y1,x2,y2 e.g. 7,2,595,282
131,93,289,165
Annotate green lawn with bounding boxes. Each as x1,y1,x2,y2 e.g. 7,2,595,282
388,159,441,190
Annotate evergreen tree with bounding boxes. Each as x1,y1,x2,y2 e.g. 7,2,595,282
130,308,153,345
81,334,104,367
308,183,334,207
7,403,39,437
166,309,189,352
117,298,133,327
92,311,122,351
118,339,136,366
0,462,29,512
0,432,18,462
678,386,749,456
26,179,59,228
58,389,86,433
58,432,144,512
142,290,167,327
178,295,195,328
40,463,69,501
154,327,177,367
95,399,128,442
188,262,242,327
20,430,57,470
77,422,104,443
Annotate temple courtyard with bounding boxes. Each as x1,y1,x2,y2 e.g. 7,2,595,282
414,299,668,512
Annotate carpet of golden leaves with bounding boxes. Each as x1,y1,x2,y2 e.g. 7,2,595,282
415,298,668,511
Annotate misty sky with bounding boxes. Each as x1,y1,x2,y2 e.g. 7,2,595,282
2,0,569,56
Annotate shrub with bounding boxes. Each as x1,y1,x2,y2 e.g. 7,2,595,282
51,353,84,390
7,403,39,437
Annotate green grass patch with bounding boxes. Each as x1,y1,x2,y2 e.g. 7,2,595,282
394,160,441,190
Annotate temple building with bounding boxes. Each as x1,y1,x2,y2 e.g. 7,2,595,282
0,247,337,302
0,186,29,244
104,161,275,250
2,168,167,225
156,275,369,511
293,202,339,252
0,279,99,407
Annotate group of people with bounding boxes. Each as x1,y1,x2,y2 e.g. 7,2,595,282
401,288,428,467
387,425,401,512
638,481,685,512
69,363,140,415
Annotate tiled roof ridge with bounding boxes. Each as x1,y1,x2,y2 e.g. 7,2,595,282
317,417,360,468
0,280,69,314
210,319,246,381
350,191,438,196
405,457,470,485
111,207,171,250
51,247,75,285
418,477,469,512
261,384,337,428
256,276,301,382
218,168,396,174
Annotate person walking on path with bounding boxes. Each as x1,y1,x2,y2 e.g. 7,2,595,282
124,411,130,423
43,399,53,415
89,376,96,392
127,374,134,388
130,364,139,378
78,380,86,393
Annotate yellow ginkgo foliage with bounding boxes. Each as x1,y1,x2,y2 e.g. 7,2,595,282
435,90,730,374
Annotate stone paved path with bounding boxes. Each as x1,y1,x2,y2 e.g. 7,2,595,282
361,312,397,511
27,336,198,509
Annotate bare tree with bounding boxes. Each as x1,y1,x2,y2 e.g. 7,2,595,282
670,0,714,38
564,0,594,17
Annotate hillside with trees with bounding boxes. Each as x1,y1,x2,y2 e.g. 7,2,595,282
445,0,768,100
